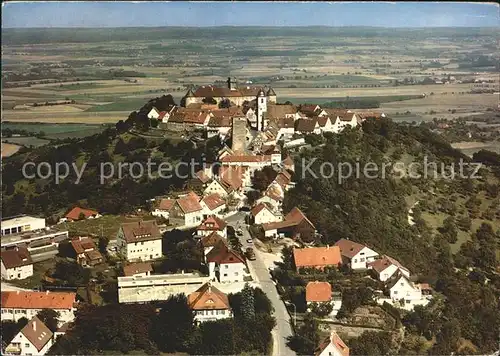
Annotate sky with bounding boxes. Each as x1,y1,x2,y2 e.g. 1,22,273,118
2,2,499,28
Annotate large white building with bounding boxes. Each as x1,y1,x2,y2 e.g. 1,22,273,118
1,247,34,280
1,216,46,236
1,291,77,325
117,220,163,262
118,272,210,304
188,282,233,324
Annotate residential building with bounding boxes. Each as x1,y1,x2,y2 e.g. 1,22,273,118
206,244,247,283
1,291,76,324
62,207,100,222
118,272,210,304
368,255,410,282
1,247,34,280
306,281,342,317
122,262,153,277
152,198,175,220
188,282,233,323
5,316,54,356
250,203,282,225
262,207,316,242
70,237,103,267
295,118,321,135
196,215,228,239
200,232,226,259
315,331,350,356
116,220,162,262
1,216,46,236
206,115,232,139
257,183,284,211
331,113,358,133
147,107,160,119
386,272,429,310
293,246,342,271
200,193,227,217
1,230,70,252
204,179,232,198
169,192,204,226
334,239,379,270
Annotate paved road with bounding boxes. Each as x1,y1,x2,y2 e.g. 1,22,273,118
228,213,296,356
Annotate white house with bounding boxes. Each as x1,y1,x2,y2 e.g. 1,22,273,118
196,215,227,239
5,316,54,356
305,281,342,318
188,282,233,324
368,255,410,282
204,179,231,198
206,245,247,283
334,239,379,270
331,113,358,133
147,107,160,119
385,273,430,311
169,192,204,226
152,198,174,220
1,247,34,280
317,116,334,133
1,291,76,325
116,220,163,262
200,193,226,217
315,331,350,356
250,203,282,225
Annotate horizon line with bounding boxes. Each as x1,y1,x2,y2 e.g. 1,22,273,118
3,25,499,30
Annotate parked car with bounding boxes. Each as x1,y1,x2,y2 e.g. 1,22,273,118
246,247,256,261
246,238,253,244
237,230,243,236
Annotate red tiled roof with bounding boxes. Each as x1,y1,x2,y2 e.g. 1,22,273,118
120,220,161,243
334,238,367,259
293,246,342,269
201,193,226,211
306,281,332,302
177,193,203,214
1,247,33,269
192,85,267,98
1,291,76,310
158,198,175,211
70,237,97,255
368,255,409,274
123,262,153,276
195,170,211,184
198,215,227,231
21,316,53,352
251,202,272,217
220,165,246,190
206,245,245,265
220,154,272,163
158,111,167,120
282,156,294,167
317,116,331,127
65,207,98,221
200,232,226,248
295,118,318,132
207,116,233,128
188,282,231,310
266,104,297,118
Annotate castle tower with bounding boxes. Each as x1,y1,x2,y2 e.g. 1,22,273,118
256,89,267,131
227,77,236,91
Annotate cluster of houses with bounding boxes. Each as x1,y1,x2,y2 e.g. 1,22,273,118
291,239,433,313
148,77,385,143
2,290,76,355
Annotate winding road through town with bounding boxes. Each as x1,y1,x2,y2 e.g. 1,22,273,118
226,213,296,356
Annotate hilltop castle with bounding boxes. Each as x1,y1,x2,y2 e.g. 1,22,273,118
184,77,277,108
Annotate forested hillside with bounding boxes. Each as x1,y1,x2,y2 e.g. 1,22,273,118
283,118,499,354
1,94,222,220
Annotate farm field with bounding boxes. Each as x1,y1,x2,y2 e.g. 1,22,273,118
1,136,51,148
1,142,22,157
2,27,498,125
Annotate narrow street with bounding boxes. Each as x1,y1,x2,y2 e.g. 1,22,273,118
227,213,296,356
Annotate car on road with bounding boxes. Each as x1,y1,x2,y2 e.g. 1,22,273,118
246,238,253,244
245,247,256,260
237,230,243,236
